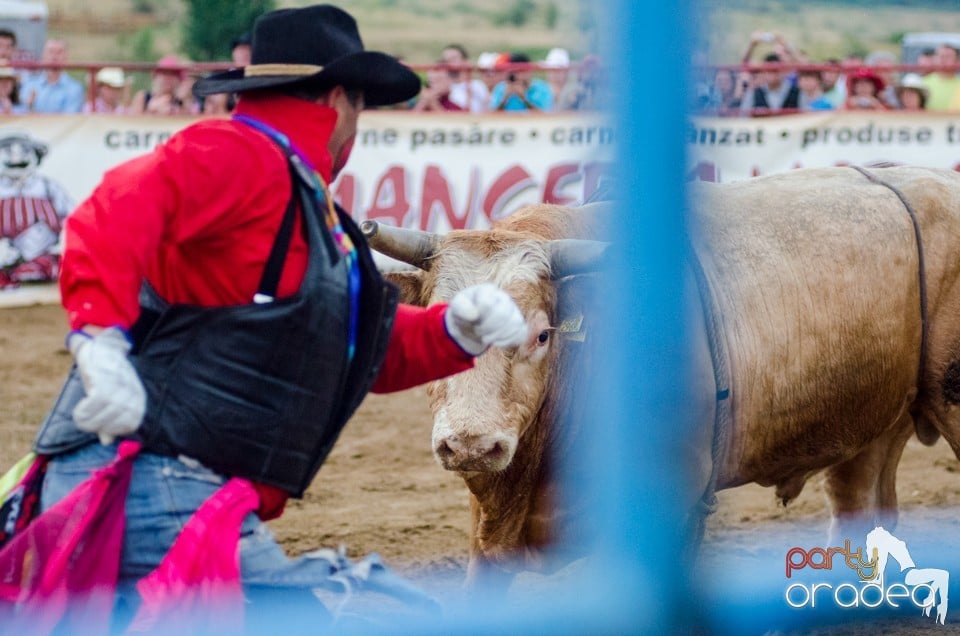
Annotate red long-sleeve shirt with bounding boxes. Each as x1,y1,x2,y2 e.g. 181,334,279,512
61,93,472,391
60,94,472,516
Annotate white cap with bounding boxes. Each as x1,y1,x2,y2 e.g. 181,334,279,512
543,47,571,68
477,52,499,69
95,67,126,88
897,72,929,96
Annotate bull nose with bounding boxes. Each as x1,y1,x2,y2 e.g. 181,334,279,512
434,433,513,472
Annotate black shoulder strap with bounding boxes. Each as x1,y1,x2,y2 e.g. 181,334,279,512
244,124,340,300
255,164,300,302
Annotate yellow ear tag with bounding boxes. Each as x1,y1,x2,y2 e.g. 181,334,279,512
558,313,586,342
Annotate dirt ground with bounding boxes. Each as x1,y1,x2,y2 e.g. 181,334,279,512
5,299,960,632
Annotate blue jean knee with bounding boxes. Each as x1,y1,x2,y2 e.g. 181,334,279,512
41,443,347,592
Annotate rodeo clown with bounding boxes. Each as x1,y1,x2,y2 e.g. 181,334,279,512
0,131,73,289
32,4,528,628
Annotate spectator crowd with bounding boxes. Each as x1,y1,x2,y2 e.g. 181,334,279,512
0,28,607,116
693,30,960,116
9,25,960,119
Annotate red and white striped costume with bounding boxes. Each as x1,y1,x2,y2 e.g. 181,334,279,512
0,172,73,286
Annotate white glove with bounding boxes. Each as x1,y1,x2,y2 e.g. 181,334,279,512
444,283,527,356
0,237,21,268
68,327,147,445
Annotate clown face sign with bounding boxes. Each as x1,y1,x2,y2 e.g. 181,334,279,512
0,130,73,289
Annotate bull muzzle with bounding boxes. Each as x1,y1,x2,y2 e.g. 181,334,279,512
433,432,517,472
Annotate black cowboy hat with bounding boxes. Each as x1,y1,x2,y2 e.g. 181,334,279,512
230,32,251,51
193,4,420,107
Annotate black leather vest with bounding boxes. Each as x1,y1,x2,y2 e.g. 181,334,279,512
35,134,398,497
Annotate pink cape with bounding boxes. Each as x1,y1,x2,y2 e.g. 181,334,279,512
0,443,259,635
0,440,139,635
128,477,259,633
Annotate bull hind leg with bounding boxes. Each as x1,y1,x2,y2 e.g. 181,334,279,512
823,414,914,543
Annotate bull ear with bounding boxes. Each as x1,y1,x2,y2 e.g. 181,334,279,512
361,220,440,271
385,271,427,306
548,239,611,279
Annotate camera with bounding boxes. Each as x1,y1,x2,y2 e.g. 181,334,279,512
508,73,517,82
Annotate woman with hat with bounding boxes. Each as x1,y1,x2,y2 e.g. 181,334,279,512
83,66,129,114
28,4,526,628
129,54,187,115
899,73,930,111
843,67,889,110
0,63,24,114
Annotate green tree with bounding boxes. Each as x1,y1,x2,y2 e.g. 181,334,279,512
544,1,559,29
130,27,158,63
130,0,155,14
493,0,535,27
182,0,275,62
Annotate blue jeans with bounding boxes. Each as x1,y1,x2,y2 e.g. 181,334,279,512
40,443,436,631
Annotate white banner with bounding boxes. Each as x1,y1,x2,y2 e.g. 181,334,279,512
689,111,960,183
0,112,614,231
14,112,960,224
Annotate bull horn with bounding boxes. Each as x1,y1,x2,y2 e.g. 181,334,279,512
361,220,441,271
548,239,611,279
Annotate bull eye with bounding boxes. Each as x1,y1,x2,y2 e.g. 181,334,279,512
537,330,550,345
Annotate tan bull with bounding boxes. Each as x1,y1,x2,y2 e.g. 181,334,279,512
364,165,960,588
364,202,612,588
691,165,960,540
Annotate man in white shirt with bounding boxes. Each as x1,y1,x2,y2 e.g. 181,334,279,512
441,44,489,113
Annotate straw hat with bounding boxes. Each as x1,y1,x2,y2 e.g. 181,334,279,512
477,52,500,69
895,73,929,98
543,48,571,68
95,67,126,88
895,72,929,107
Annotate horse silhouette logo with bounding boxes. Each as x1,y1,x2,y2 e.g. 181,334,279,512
785,526,949,625
866,527,949,625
